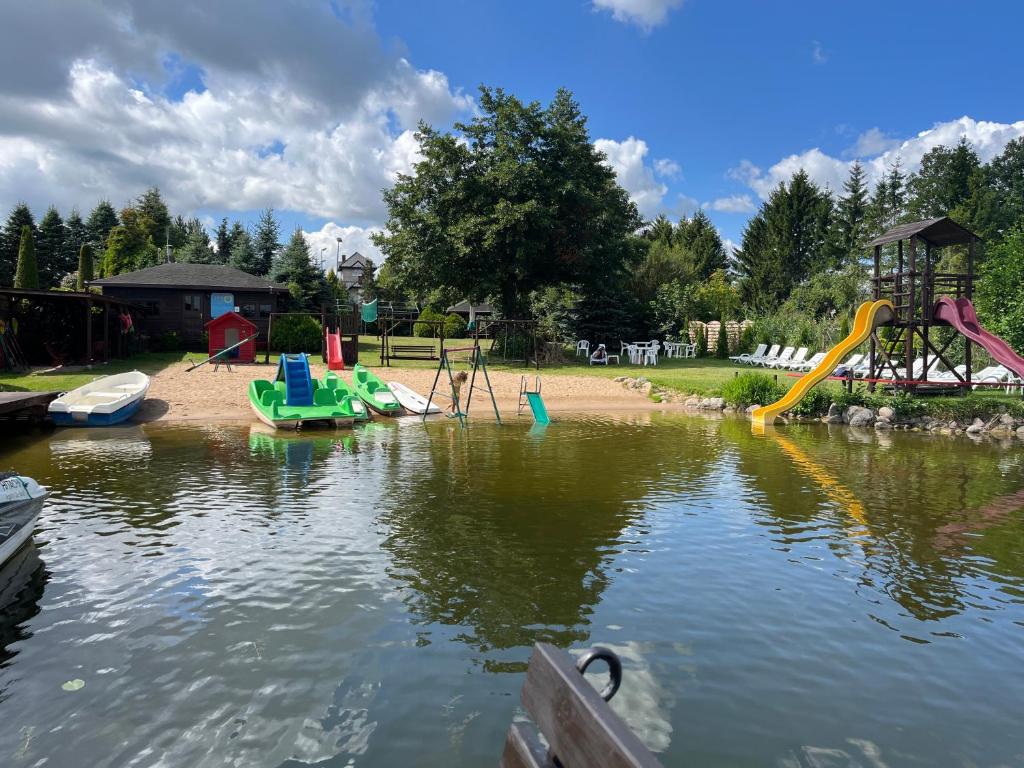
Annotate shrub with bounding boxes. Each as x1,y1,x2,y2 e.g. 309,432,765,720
413,307,443,337
721,372,787,407
270,313,322,353
443,313,468,339
738,324,756,353
695,326,707,357
715,318,729,358
790,387,832,417
153,330,182,352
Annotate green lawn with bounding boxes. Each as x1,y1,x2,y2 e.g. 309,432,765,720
0,352,192,393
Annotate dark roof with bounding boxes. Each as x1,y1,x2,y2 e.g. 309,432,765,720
205,310,257,329
867,217,980,248
339,252,366,268
90,263,288,292
446,300,494,314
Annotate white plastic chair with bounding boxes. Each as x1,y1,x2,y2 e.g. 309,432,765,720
643,341,660,366
762,346,794,368
730,343,766,364
751,344,780,366
576,340,590,357
795,352,826,371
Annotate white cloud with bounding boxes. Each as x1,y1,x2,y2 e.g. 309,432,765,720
732,116,1024,200
812,40,828,64
594,136,668,218
705,194,756,214
653,158,681,179
592,0,683,30
846,127,901,158
303,222,384,270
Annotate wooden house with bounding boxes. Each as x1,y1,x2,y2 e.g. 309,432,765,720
91,263,288,348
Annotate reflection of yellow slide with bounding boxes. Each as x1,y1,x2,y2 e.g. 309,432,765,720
751,300,894,429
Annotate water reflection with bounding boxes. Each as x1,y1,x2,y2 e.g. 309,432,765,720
0,543,47,698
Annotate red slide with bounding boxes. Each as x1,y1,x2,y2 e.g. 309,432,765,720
933,296,1024,379
326,330,345,371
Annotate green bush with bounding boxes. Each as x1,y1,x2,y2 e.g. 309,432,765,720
443,313,468,339
715,320,729,359
721,372,787,407
695,326,707,357
738,324,756,353
790,387,832,416
413,308,443,337
152,330,182,352
270,313,323,353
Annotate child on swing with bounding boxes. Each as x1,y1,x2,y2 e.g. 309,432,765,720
449,370,469,416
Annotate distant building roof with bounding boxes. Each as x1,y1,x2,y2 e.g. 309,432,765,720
867,217,980,248
91,263,288,292
339,252,368,269
446,300,494,314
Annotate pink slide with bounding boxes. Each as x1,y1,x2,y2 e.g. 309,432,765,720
933,296,1024,379
326,330,344,371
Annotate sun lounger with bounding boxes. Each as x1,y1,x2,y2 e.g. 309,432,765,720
760,345,793,368
794,351,826,371
774,347,807,369
750,343,779,366
731,343,767,365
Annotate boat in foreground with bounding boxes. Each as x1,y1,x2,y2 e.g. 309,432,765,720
387,381,441,415
0,474,46,567
248,354,364,429
353,364,404,416
324,372,371,421
48,371,150,426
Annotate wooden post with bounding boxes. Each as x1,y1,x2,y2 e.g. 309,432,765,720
905,237,916,388
85,297,93,367
265,313,274,364
103,301,110,362
871,244,880,386
966,237,976,385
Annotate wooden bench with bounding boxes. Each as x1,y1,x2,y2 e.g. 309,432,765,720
390,344,437,360
500,643,662,768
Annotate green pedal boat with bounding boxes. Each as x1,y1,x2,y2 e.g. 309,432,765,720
352,364,404,416
248,354,365,429
323,372,371,421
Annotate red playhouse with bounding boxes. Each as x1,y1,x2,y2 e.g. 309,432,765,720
205,311,257,363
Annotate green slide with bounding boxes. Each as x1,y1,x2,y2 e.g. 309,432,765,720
525,391,550,424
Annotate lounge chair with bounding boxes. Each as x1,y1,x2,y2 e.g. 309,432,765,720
750,344,780,366
774,347,807,369
730,343,766,365
833,353,863,376
929,364,967,383
761,345,794,368
793,351,826,371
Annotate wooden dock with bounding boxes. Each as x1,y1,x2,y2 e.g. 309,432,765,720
0,391,59,426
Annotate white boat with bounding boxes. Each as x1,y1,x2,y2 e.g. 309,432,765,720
0,474,46,567
48,371,150,427
387,381,442,415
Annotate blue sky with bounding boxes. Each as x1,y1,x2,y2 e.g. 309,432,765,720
0,0,1021,261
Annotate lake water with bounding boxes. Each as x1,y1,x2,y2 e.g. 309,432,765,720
1,414,1023,767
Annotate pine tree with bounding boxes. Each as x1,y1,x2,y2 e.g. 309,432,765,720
64,208,87,276
77,243,94,290
908,138,980,219
214,218,232,264
176,222,215,264
228,229,261,274
836,161,868,262
86,200,119,249
677,210,727,280
359,258,378,300
274,228,326,311
989,137,1024,231
715,317,729,358
36,206,66,288
252,208,279,276
14,225,39,289
1,203,36,287
135,187,171,247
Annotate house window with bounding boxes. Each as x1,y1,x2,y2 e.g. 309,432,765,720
259,303,272,318
144,301,160,316
241,304,256,317
183,294,202,312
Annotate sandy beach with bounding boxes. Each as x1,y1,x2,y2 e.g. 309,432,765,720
138,358,677,422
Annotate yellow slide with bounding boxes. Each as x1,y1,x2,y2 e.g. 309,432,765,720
751,299,894,429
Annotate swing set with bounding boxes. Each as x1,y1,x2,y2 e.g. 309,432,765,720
423,345,501,427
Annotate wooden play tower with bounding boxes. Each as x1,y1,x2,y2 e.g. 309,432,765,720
866,216,982,391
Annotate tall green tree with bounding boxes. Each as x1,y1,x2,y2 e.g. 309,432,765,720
85,200,119,249
907,138,980,219
252,208,279,276
274,228,326,310
176,220,214,264
214,218,232,264
135,187,171,247
644,214,675,245
374,86,642,316
64,208,87,278
14,225,39,289
228,229,261,274
865,159,907,238
1,203,36,287
835,161,868,262
102,208,158,276
676,210,728,280
77,243,94,290
988,137,1024,232
36,206,66,288
975,224,1024,353
735,170,837,310
358,257,378,301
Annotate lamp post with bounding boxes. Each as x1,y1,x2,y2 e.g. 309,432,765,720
335,236,344,271
319,247,327,272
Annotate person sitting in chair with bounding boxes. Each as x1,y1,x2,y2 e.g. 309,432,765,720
590,343,608,365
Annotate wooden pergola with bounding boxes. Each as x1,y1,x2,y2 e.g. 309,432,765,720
0,288,142,366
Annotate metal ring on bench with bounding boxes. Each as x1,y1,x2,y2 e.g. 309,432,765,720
575,646,622,702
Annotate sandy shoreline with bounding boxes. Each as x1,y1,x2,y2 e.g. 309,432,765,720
138,359,680,422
